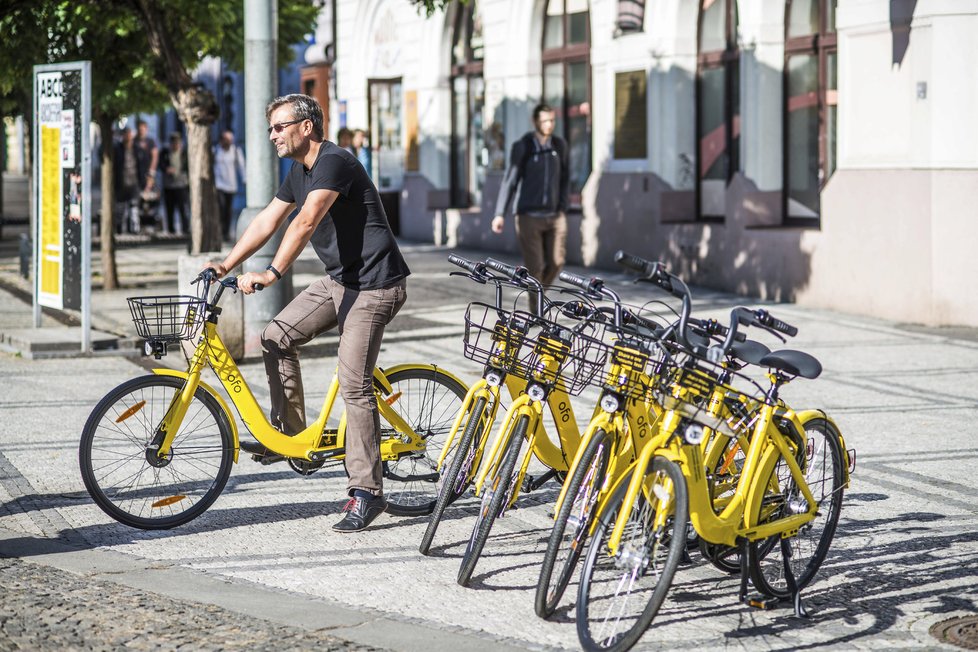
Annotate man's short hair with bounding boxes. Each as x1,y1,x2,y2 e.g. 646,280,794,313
265,94,324,140
532,103,555,121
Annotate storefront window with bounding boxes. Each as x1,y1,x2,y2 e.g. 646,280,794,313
542,0,591,201
696,0,739,219
450,0,485,207
784,0,837,220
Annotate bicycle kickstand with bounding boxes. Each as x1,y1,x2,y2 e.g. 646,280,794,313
522,468,559,493
780,538,810,618
739,537,779,610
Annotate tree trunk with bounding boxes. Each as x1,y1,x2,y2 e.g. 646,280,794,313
132,0,221,255
176,87,222,254
97,113,119,290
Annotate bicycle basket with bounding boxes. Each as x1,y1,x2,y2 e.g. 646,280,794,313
463,302,532,372
655,346,767,439
127,295,207,342
519,320,609,396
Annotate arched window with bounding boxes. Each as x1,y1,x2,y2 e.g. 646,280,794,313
450,0,485,207
542,0,591,200
784,0,837,220
696,0,739,219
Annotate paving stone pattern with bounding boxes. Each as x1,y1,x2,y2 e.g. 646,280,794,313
1,237,976,650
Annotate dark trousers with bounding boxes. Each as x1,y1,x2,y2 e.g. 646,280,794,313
261,275,408,497
217,190,235,240
163,187,190,234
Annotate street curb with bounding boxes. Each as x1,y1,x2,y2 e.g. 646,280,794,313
0,527,539,652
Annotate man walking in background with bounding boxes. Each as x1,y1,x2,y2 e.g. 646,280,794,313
491,103,569,286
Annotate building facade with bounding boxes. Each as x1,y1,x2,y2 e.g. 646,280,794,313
315,0,978,327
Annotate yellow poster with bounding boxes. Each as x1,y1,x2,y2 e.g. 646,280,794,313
40,124,62,305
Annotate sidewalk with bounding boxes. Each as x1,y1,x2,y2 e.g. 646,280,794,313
1,227,977,649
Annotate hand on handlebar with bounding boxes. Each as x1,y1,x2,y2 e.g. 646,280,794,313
238,270,274,295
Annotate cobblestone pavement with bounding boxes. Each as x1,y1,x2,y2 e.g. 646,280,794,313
1,238,977,650
0,557,379,651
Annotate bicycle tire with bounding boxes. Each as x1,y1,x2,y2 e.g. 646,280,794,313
456,414,527,587
535,428,612,619
377,367,468,517
748,416,845,597
79,375,234,530
419,395,490,555
576,456,688,652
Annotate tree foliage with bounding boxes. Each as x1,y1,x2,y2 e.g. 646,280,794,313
409,0,463,18
0,0,321,265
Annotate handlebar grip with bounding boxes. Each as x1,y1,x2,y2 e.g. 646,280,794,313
485,258,524,280
622,309,659,333
253,283,264,292
448,254,484,276
755,310,798,337
559,270,602,294
614,250,658,277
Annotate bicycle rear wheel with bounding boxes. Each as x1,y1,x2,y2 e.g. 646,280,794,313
749,417,845,597
576,456,687,652
456,414,527,587
535,428,612,619
79,375,234,530
419,395,492,555
377,367,467,517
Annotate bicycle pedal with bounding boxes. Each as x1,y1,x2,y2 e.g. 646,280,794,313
252,453,286,465
744,595,780,610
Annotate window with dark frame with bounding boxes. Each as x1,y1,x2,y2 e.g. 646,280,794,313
696,0,740,220
450,0,485,208
542,0,591,203
784,0,837,221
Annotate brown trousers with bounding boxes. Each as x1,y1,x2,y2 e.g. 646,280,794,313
515,213,567,286
261,275,407,497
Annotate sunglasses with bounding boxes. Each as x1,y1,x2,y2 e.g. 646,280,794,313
267,119,305,135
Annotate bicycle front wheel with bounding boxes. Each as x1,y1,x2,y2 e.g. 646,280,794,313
456,414,527,587
79,375,234,530
535,428,612,619
377,367,467,517
419,394,491,555
576,456,688,652
749,416,845,597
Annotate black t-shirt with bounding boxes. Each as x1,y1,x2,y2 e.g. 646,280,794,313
275,141,410,290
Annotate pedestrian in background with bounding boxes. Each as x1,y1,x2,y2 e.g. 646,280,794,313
491,103,569,286
134,119,160,229
337,127,354,155
352,128,371,175
202,94,409,533
160,132,190,236
113,128,146,234
214,129,246,241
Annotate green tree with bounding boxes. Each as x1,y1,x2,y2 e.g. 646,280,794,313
0,0,320,285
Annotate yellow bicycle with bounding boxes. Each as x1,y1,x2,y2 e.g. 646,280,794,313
575,299,850,652
79,271,467,529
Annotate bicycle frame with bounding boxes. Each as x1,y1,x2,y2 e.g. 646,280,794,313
149,320,466,464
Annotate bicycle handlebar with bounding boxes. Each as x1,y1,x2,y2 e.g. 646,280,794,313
448,253,489,278
754,309,798,337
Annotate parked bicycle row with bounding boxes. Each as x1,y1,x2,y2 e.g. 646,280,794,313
79,249,853,652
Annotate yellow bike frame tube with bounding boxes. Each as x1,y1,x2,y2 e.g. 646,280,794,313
474,394,532,494
154,342,208,458
551,414,617,516
152,368,240,463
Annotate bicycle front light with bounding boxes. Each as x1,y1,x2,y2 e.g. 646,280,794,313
683,423,706,445
527,383,547,402
485,370,502,387
600,392,622,414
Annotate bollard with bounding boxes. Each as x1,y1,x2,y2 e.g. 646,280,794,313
19,233,30,279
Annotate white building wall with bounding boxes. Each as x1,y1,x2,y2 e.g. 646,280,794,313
320,0,978,327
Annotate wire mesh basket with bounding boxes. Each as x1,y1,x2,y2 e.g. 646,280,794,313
654,344,768,439
462,302,609,396
127,295,207,342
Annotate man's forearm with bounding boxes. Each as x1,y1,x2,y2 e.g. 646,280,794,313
220,208,281,271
